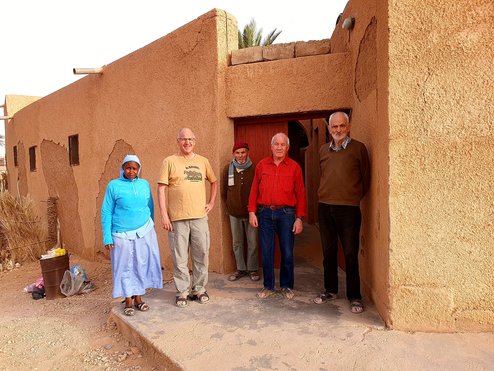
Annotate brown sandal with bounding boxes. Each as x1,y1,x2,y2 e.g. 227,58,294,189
350,300,364,314
249,271,260,281
228,271,247,281
188,291,210,304
134,302,149,311
313,292,337,304
176,297,188,308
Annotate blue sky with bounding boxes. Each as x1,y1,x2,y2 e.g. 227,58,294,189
0,0,348,155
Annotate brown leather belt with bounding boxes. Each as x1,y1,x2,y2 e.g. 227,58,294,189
259,205,289,210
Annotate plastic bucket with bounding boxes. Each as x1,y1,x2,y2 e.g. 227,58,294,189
40,254,70,300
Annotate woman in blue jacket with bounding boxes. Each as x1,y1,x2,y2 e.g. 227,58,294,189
101,154,163,316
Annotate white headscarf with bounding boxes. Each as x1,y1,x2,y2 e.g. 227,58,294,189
120,154,141,178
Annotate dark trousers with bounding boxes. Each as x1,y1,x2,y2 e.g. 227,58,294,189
318,203,362,300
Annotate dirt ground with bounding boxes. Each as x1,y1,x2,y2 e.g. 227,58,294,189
0,253,164,371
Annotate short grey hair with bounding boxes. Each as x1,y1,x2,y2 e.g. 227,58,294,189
177,127,195,140
328,111,350,125
271,133,290,146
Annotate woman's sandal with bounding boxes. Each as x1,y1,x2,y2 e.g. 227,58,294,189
187,291,210,304
176,297,188,308
134,302,149,311
350,300,364,314
124,306,135,316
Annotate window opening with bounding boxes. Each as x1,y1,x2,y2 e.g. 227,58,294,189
29,146,37,172
13,145,18,167
69,134,79,166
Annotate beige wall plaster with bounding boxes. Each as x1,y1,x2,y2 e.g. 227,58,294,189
226,53,353,118
41,140,86,257
388,0,494,331
94,140,135,261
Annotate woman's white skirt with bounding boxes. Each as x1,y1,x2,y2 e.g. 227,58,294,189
110,228,163,298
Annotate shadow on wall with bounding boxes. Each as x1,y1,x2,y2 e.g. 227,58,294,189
41,140,86,257
355,17,377,102
94,140,135,259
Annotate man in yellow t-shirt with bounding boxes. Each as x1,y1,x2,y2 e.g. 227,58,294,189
157,128,218,308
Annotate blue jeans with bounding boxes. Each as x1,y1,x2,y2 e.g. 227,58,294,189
258,206,295,290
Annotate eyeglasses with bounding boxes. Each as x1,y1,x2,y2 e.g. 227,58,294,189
178,138,196,142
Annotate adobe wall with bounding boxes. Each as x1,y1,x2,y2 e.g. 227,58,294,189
387,0,494,331
4,95,41,198
327,1,392,325
4,10,239,273
4,95,48,236
226,52,352,117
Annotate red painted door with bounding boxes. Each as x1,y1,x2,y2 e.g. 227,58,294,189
234,120,288,269
234,121,287,164
234,115,346,272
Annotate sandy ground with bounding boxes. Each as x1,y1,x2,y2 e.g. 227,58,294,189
0,254,162,371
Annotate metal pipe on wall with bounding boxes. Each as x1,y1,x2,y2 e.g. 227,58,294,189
73,67,104,75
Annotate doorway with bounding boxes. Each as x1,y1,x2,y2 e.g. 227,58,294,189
234,113,330,268
234,112,331,224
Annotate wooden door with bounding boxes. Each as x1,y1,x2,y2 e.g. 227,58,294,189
234,112,347,272
234,121,287,164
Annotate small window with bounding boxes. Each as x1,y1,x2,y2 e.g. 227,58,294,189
68,134,79,166
13,145,18,167
29,146,37,172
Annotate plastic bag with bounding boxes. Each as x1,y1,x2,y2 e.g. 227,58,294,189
60,270,84,296
24,276,45,299
79,281,96,294
70,264,87,281
32,286,45,300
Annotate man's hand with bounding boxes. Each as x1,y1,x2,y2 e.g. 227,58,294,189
249,212,258,228
104,244,113,250
205,181,218,214
161,214,173,231
292,218,303,235
205,201,214,214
